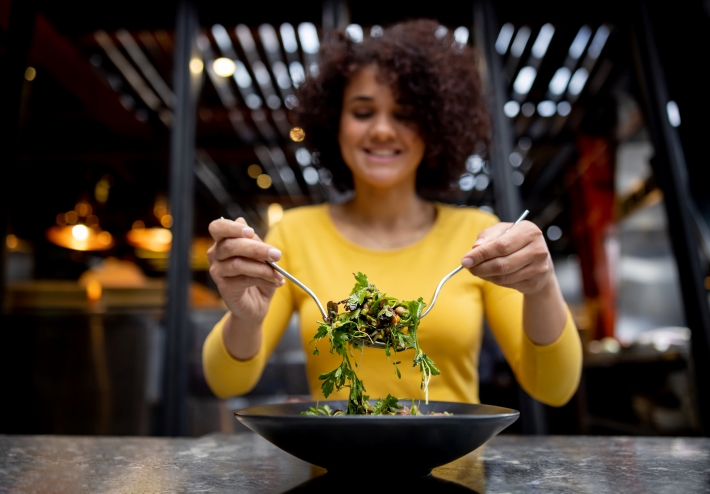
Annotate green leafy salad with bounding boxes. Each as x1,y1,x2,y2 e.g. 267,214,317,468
302,272,444,416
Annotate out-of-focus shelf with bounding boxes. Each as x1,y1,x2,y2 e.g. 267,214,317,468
5,280,225,312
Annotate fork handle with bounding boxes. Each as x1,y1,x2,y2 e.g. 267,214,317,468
266,261,329,321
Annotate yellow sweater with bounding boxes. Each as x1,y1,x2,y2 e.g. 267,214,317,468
202,203,582,407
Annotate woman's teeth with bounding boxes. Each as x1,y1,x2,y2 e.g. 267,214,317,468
368,150,397,156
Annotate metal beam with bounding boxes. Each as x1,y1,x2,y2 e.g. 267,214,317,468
632,0,710,434
163,0,200,437
473,0,547,435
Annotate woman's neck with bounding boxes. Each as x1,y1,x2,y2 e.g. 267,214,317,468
329,180,437,250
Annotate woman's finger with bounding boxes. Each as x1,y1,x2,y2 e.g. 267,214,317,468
483,261,550,287
469,247,537,278
210,256,284,284
221,274,284,295
213,237,281,263
462,221,539,268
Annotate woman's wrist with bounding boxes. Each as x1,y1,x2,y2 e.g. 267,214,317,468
222,311,263,361
522,274,567,345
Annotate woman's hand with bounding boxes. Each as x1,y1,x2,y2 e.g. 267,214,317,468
207,217,285,325
460,220,553,294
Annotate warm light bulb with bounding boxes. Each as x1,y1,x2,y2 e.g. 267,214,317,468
212,57,236,77
86,280,102,303
289,127,305,142
72,224,89,241
267,203,284,226
247,164,262,178
190,58,204,74
256,174,273,189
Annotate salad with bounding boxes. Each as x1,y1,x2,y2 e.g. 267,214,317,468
303,272,441,415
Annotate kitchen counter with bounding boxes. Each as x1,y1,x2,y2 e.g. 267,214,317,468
1,433,708,493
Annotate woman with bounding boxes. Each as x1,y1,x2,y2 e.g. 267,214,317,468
202,20,582,407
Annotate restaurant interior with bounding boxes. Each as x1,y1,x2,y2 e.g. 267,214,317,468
2,0,709,443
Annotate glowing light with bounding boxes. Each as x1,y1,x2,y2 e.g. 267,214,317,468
126,227,172,252
189,58,204,74
474,174,490,191
531,24,555,59
6,234,18,249
56,213,67,226
97,231,112,246
667,101,681,127
466,155,484,173
569,26,592,59
453,26,469,46
213,57,236,77
537,100,557,117
280,23,298,53
513,66,537,95
289,61,305,87
256,174,273,189
509,152,523,167
25,67,37,81
95,179,110,203
295,148,311,166
298,23,319,54
510,26,531,57
236,25,256,52
459,174,475,191
268,203,284,226
568,68,589,95
521,102,535,117
272,61,291,89
548,67,571,95
132,220,145,229
258,24,280,53
65,211,79,225
86,280,102,303
588,25,610,59
346,24,363,43
234,61,252,88
245,94,262,109
160,215,173,228
72,224,89,241
290,127,305,142
303,166,319,185
503,101,520,118
285,95,298,109
546,225,562,241
512,171,525,186
154,198,168,219
518,137,532,150
435,26,448,39
248,164,263,178
557,101,572,116
86,215,99,226
76,203,91,217
495,23,515,55
370,25,383,38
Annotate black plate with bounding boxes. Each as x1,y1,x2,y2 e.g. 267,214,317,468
235,400,519,476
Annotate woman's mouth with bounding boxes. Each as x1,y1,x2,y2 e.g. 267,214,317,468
363,148,401,161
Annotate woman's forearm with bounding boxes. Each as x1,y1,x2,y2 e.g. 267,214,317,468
222,312,263,360
522,274,568,345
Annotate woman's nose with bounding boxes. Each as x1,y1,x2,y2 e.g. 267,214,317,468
369,114,396,141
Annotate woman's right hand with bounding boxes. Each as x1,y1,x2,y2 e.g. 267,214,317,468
207,217,285,327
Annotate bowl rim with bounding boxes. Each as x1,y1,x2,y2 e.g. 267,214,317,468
234,399,520,419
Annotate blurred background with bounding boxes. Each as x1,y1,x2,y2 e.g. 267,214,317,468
1,0,709,437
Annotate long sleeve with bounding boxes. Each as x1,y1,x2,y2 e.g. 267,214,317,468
483,281,582,407
201,223,295,398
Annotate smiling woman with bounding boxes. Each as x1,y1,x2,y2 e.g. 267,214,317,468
202,19,581,409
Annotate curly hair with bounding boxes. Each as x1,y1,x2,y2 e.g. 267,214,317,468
294,19,490,197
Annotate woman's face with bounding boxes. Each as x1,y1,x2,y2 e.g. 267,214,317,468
338,65,426,190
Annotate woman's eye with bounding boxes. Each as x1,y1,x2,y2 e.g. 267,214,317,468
353,112,373,119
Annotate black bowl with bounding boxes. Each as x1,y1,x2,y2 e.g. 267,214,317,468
235,400,519,476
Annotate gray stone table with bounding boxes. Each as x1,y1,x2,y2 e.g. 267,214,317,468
1,433,709,493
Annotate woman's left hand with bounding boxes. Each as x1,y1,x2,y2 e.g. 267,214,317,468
460,220,553,294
